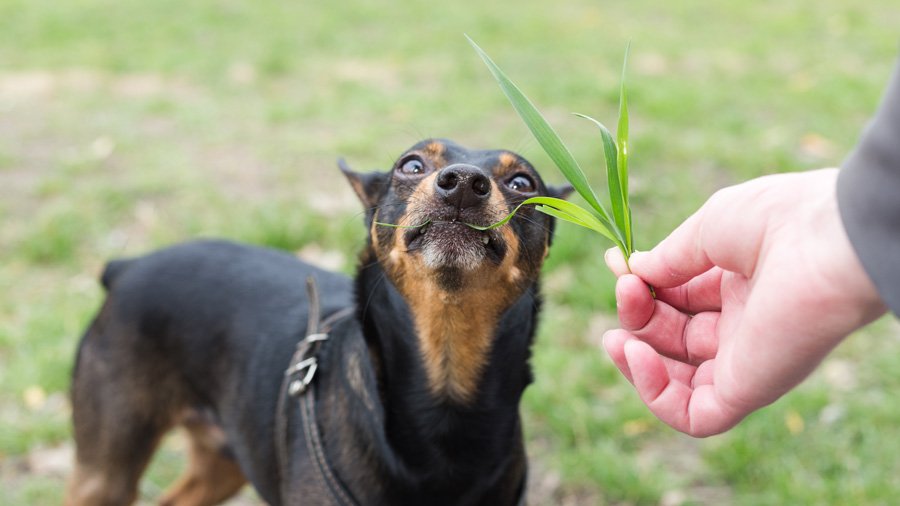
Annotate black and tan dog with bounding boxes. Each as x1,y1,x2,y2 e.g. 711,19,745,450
66,139,570,506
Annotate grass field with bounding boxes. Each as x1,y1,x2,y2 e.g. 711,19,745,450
1,0,899,504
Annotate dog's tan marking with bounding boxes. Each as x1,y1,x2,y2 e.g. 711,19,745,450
499,152,517,168
412,283,501,402
487,179,510,221
493,152,529,181
159,416,247,506
377,178,528,403
370,216,381,253
500,227,524,285
486,185,528,285
415,219,524,402
423,141,446,162
494,152,521,178
65,465,128,506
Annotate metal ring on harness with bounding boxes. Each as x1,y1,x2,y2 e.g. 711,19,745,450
285,333,329,396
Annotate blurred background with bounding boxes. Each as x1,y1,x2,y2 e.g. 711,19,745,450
1,0,899,504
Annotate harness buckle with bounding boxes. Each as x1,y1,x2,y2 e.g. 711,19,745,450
286,333,330,396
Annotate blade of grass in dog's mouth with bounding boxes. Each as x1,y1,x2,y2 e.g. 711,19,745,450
375,219,495,230
375,198,611,240
375,220,431,229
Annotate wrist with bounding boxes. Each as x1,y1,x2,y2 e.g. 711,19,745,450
814,169,887,324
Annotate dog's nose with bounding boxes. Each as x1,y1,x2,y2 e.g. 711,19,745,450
435,164,491,209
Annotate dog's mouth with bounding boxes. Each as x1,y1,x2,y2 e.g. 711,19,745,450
404,220,506,270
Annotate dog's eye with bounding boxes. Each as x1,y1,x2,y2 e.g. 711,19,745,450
398,158,426,175
507,174,536,193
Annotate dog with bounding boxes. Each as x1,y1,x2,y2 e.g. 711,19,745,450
66,139,571,506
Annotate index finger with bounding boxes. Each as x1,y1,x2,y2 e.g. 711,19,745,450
608,245,723,315
624,339,745,437
616,274,719,365
628,210,713,289
630,182,771,289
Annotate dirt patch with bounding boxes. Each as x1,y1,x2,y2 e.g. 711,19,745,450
1,437,263,505
333,59,401,90
4,436,587,505
0,69,199,101
636,434,733,506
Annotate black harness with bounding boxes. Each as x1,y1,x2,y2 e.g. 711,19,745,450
275,277,357,506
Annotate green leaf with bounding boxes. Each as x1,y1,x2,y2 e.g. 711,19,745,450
375,194,622,245
573,113,629,252
467,36,638,264
535,204,622,247
617,43,632,253
466,35,615,226
523,196,616,236
374,219,430,229
533,204,595,229
466,196,621,245
461,202,529,231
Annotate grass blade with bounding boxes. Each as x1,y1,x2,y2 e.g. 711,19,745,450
522,196,616,236
462,196,600,229
535,204,622,247
617,43,632,252
464,196,620,243
374,219,430,229
467,36,638,264
533,204,595,229
573,113,628,251
466,35,614,226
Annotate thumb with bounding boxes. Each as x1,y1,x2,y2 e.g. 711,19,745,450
628,211,714,289
604,247,631,277
630,181,771,288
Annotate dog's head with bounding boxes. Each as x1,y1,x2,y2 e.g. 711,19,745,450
342,139,570,402
342,139,570,296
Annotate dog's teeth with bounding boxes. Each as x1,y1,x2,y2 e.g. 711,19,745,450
482,235,490,245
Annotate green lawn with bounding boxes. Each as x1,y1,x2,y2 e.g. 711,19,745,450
1,0,899,504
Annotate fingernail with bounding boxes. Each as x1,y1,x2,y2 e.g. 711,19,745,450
604,247,616,265
600,330,612,348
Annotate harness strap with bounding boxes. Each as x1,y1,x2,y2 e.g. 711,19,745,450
299,388,357,506
275,277,357,506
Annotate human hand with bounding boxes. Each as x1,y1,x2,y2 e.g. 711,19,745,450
603,168,887,437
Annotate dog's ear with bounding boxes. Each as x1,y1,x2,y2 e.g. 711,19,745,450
339,158,389,209
547,183,574,200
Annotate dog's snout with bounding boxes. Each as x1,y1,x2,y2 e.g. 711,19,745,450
435,164,491,209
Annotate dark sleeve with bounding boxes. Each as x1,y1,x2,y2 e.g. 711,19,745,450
837,59,900,315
